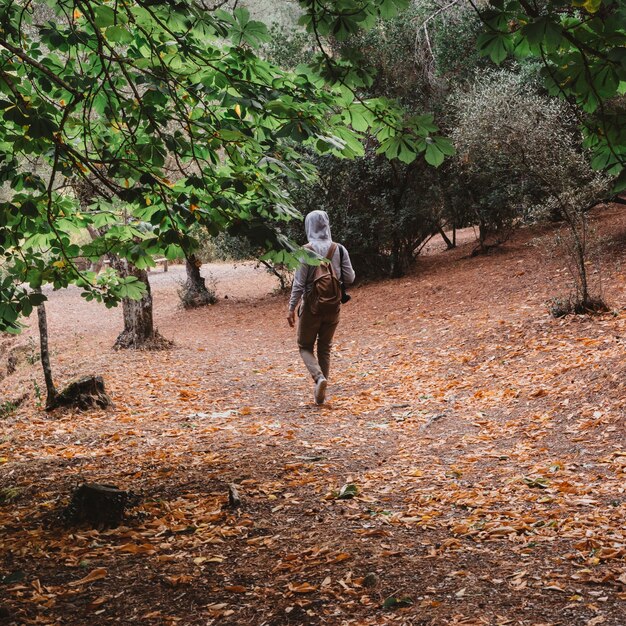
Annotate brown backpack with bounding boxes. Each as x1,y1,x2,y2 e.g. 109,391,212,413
306,243,342,315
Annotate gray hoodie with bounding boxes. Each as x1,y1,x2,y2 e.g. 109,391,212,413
288,210,355,311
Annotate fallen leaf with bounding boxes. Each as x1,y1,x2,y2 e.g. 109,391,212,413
68,568,107,587
288,582,317,594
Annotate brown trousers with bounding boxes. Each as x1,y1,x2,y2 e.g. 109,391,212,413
297,304,340,382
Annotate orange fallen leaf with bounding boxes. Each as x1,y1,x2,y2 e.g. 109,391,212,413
289,582,317,594
88,596,110,609
68,568,107,587
166,575,194,587
142,611,162,619
118,543,156,555
329,552,351,563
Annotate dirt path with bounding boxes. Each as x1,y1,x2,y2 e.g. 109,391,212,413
1,208,625,626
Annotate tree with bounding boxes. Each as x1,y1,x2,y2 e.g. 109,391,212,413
0,0,446,332
475,0,626,191
1,0,457,401
73,176,169,348
179,254,217,309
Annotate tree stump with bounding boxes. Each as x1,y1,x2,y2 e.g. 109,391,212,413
227,483,242,509
49,375,112,411
5,343,32,375
64,483,129,528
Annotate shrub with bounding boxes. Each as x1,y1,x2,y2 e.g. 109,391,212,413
290,146,442,278
452,70,611,307
451,71,610,250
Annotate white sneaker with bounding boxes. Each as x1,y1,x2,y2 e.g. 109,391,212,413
314,377,327,405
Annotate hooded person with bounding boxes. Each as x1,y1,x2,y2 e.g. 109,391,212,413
287,210,355,404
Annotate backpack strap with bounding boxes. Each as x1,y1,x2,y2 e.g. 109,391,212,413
339,245,344,282
325,242,337,262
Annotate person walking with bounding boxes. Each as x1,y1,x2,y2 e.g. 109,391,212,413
287,210,355,405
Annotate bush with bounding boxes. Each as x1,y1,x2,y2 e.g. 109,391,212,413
262,24,315,71
452,70,611,306
451,71,609,250
548,295,609,318
264,8,470,279
290,146,442,278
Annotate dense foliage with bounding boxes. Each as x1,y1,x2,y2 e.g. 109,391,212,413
476,0,626,191
268,2,464,277
291,146,444,277
451,71,609,249
0,0,449,332
269,1,621,279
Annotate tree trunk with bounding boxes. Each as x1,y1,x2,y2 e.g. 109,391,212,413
572,226,590,305
390,237,411,278
179,254,216,308
35,288,58,410
438,225,455,250
112,259,169,349
437,180,456,250
561,207,590,306
479,221,488,249
86,225,106,273
54,375,112,410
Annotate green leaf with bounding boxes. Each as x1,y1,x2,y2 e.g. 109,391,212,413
424,141,445,167
377,135,402,160
378,0,410,19
115,277,146,300
233,7,250,26
522,17,562,52
94,5,116,28
397,139,418,165
411,113,438,135
592,65,619,99
476,31,512,64
336,483,359,500
137,143,166,168
613,167,626,193
105,25,133,44
349,109,370,132
432,136,455,157
28,292,47,306
383,596,413,610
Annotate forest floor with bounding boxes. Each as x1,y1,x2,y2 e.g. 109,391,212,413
0,205,625,626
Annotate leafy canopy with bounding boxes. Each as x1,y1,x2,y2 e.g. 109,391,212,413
0,0,447,332
476,0,626,191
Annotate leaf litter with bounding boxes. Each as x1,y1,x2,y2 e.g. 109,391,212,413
0,207,625,625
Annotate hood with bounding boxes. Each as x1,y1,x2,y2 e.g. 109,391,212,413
304,210,332,255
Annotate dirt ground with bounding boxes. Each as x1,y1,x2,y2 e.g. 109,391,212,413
0,206,624,626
